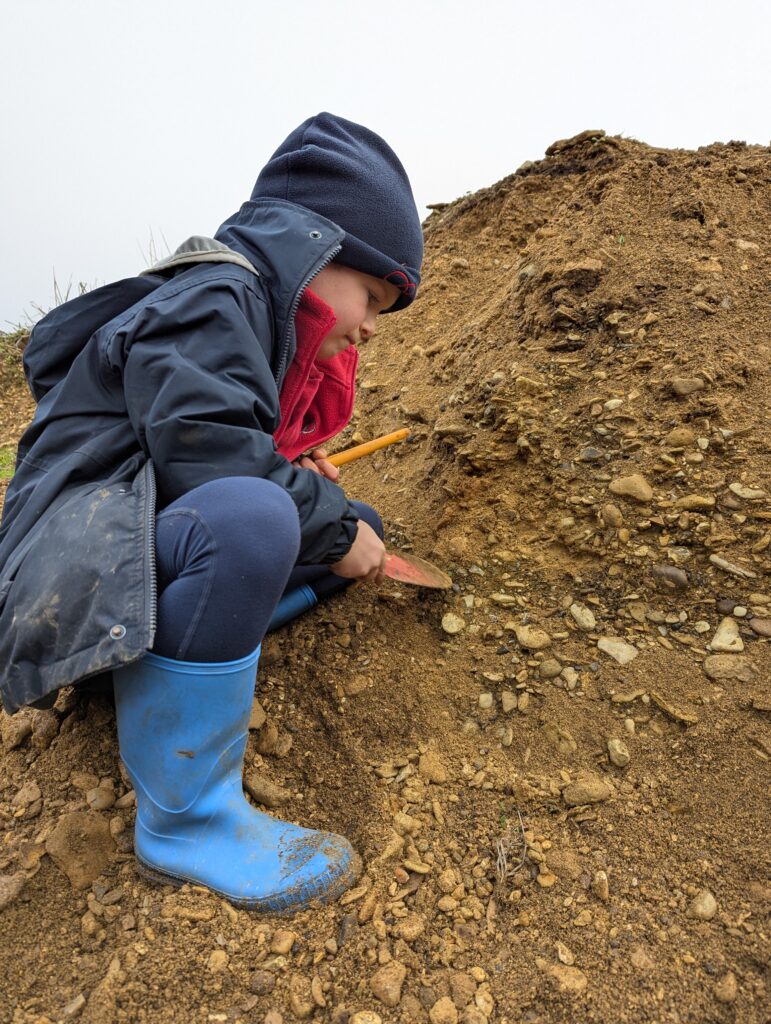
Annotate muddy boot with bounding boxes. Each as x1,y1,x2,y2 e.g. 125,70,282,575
113,646,360,911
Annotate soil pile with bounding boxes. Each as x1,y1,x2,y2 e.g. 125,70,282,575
1,130,770,1024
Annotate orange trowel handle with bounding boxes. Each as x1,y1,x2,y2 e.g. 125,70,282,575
328,429,410,468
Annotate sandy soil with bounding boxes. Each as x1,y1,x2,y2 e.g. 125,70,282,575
1,130,769,1024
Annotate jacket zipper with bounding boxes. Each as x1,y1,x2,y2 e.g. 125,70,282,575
145,461,158,639
274,242,342,386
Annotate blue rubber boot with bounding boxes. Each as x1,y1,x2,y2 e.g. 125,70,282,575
113,646,361,911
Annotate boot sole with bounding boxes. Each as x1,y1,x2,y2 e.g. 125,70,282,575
134,851,363,913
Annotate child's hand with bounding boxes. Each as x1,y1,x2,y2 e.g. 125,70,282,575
294,448,339,482
329,520,386,584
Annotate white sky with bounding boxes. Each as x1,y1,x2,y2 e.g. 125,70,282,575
2,0,769,327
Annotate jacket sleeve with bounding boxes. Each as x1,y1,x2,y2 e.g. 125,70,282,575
115,271,359,565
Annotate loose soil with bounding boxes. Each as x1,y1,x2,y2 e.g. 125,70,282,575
1,130,769,1024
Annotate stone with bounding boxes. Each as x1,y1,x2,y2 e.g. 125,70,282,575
749,617,771,638
630,946,655,970
501,690,517,713
478,693,493,709
248,970,276,995
671,377,706,397
663,427,695,448
419,749,448,783
687,889,717,920
395,913,426,943
429,996,459,1024
86,786,116,812
607,738,630,767
703,655,756,683
344,675,370,696
448,971,477,1008
545,964,588,994
674,494,715,511
1,708,34,750
244,772,291,808
562,775,612,806
46,812,115,890
490,592,517,606
709,617,744,653
569,602,596,630
652,564,689,590
350,1014,382,1024
728,483,766,500
442,613,465,635
207,949,229,972
370,961,407,1007
602,503,624,527
539,658,562,679
271,929,297,954
713,972,738,1004
608,474,653,502
546,849,582,880
597,637,639,665
592,870,609,902
0,872,26,912
12,780,42,809
556,942,575,965
542,723,577,755
248,698,267,731
513,625,551,650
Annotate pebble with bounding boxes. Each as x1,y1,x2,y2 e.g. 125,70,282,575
478,693,493,709
539,658,562,679
607,738,630,767
86,786,116,812
248,698,267,731
429,996,459,1024
207,949,229,972
749,617,771,638
545,963,588,994
244,772,291,808
624,717,635,735
713,971,738,1004
664,426,695,447
442,613,465,635
703,655,755,682
652,564,689,589
395,913,426,942
370,961,407,1007
674,494,715,511
12,780,42,810
249,970,276,995
602,503,624,527
562,775,612,806
514,625,551,650
45,812,115,890
556,942,575,966
1,708,34,750
569,602,596,630
597,637,639,665
418,749,448,783
728,483,766,500
608,474,653,502
671,376,705,397
709,617,744,653
687,889,717,920
501,690,517,713
350,1014,382,1024
592,870,610,902
271,929,297,954
0,872,26,912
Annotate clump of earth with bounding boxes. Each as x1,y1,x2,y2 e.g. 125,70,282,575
1,129,769,1024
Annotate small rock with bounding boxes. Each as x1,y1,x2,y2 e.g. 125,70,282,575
609,474,653,503
12,780,42,809
652,564,689,590
249,970,276,995
271,929,296,954
749,617,771,638
395,913,426,943
478,693,493,710
674,494,715,511
1,708,34,750
592,870,609,902
709,617,744,653
86,786,116,812
448,971,477,1009
556,942,575,966
597,637,639,665
602,503,624,527
562,775,612,807
713,971,738,1004
671,376,706,397
429,996,459,1024
343,675,370,696
545,964,588,994
687,889,717,920
607,738,630,767
207,949,229,972
664,426,695,448
546,849,582,880
370,961,407,1008
703,655,756,683
46,812,115,890
0,873,26,912
514,625,551,650
569,602,596,631
350,1013,382,1024
442,613,465,635
630,946,655,970
248,698,267,731
418,749,448,783
539,658,562,679
501,690,517,713
244,772,291,808
729,483,766,501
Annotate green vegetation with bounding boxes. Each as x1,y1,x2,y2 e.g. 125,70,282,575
0,447,15,481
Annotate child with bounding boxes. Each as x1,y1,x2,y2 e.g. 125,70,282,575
0,113,423,911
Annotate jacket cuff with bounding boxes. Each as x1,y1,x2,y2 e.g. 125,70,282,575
320,502,360,564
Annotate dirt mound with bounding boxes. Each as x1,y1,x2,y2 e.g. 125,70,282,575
1,131,770,1024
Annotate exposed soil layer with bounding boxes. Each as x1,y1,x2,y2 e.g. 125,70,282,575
1,130,770,1024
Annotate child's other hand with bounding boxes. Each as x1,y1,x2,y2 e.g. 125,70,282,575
329,520,386,584
295,448,339,482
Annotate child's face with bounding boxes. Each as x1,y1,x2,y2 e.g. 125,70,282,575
310,265,401,360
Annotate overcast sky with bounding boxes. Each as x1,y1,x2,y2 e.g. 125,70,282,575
2,0,769,327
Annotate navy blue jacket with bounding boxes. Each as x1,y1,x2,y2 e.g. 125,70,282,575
0,200,359,713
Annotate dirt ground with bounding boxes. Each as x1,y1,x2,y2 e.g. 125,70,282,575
1,130,769,1024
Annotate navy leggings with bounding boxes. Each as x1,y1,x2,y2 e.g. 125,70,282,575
152,477,382,662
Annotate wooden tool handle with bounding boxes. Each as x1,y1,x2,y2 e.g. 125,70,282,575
328,428,410,467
